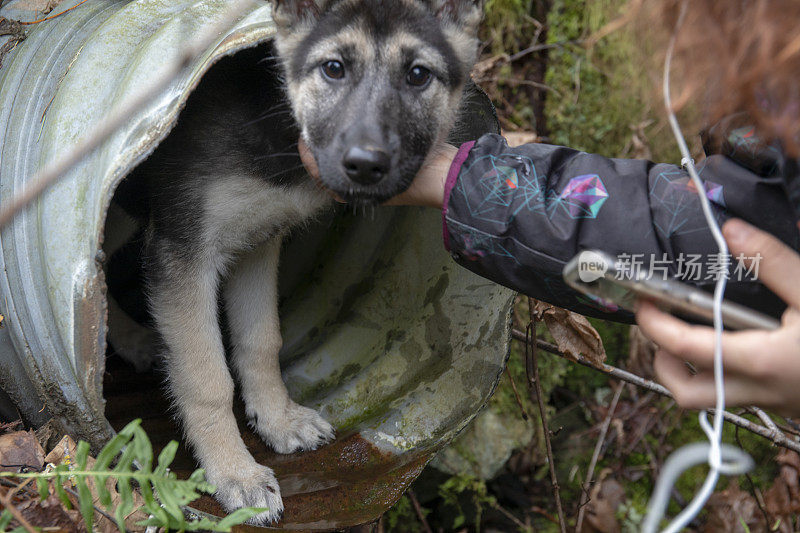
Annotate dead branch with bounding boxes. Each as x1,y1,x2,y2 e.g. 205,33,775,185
525,300,567,533
510,328,800,454
504,366,529,420
0,486,38,533
19,0,89,25
407,490,432,533
575,383,624,532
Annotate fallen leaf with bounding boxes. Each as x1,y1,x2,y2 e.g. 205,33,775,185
627,326,656,380
763,449,800,532
17,493,86,533
531,300,606,365
583,476,625,533
0,17,22,37
0,430,45,473
46,435,149,532
702,483,765,533
11,0,62,14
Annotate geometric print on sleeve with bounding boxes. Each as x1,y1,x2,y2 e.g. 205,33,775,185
456,153,609,225
450,224,520,264
649,169,727,239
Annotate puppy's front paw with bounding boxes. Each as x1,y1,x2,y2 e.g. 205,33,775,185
256,402,335,454
206,463,284,526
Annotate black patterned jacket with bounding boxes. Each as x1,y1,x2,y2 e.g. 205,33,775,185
442,122,800,322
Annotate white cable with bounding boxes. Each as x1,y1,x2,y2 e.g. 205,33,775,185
641,1,753,531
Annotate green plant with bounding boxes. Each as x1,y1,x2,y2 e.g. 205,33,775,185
438,473,497,531
0,420,264,532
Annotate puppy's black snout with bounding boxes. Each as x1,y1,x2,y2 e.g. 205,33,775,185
343,146,390,185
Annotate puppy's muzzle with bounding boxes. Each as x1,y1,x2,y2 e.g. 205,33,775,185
342,146,391,185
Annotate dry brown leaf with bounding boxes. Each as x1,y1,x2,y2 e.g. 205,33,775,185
627,326,656,380
763,449,800,531
702,483,765,533
45,435,149,532
17,493,86,533
11,0,62,14
531,300,606,365
582,476,625,533
0,17,23,37
0,430,45,472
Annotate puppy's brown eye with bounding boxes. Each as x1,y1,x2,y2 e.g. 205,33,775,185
321,60,345,80
406,66,432,87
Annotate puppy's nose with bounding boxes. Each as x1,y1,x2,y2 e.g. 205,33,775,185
343,146,390,185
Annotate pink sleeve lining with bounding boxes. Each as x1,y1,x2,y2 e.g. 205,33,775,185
442,140,475,252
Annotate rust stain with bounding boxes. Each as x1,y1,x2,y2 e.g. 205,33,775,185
105,358,435,531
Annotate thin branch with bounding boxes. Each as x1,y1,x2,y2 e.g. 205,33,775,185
504,366,529,420
509,328,800,454
490,500,531,532
751,407,781,436
512,328,672,396
0,487,38,533
63,485,116,525
575,383,624,533
473,76,561,95
19,0,89,25
508,39,588,62
407,490,432,533
525,301,567,533
0,0,255,229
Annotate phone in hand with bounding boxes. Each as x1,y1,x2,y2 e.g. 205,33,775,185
562,250,780,331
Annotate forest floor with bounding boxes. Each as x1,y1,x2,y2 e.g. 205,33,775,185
379,1,800,532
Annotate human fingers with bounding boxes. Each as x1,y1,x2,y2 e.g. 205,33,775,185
653,349,717,409
654,349,785,410
724,218,800,309
635,300,768,375
383,142,455,208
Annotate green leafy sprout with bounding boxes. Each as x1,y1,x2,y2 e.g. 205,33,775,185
0,419,265,532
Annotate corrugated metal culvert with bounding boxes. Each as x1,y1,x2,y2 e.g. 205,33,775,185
0,0,515,528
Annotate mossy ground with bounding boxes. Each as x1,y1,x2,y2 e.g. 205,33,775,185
382,1,787,531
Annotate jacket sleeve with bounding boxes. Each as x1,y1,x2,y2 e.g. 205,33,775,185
443,133,798,322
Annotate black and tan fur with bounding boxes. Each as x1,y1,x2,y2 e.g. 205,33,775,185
114,0,484,524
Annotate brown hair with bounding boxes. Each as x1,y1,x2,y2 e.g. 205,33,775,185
657,0,800,155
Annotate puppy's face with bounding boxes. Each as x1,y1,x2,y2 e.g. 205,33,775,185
272,0,482,204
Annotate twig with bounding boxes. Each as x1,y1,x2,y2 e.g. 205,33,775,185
511,328,671,395
474,76,561,95
19,0,89,25
491,500,531,532
504,366,529,420
525,300,567,533
63,485,116,525
734,425,772,529
575,383,624,533
6,477,33,500
0,0,254,229
508,39,587,62
509,328,800,453
751,407,782,436
407,490,432,533
530,505,560,525
0,487,37,533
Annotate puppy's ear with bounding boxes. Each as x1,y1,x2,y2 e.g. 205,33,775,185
271,0,323,31
433,0,484,33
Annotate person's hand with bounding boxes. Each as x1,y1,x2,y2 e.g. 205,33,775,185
636,218,800,416
298,138,456,208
